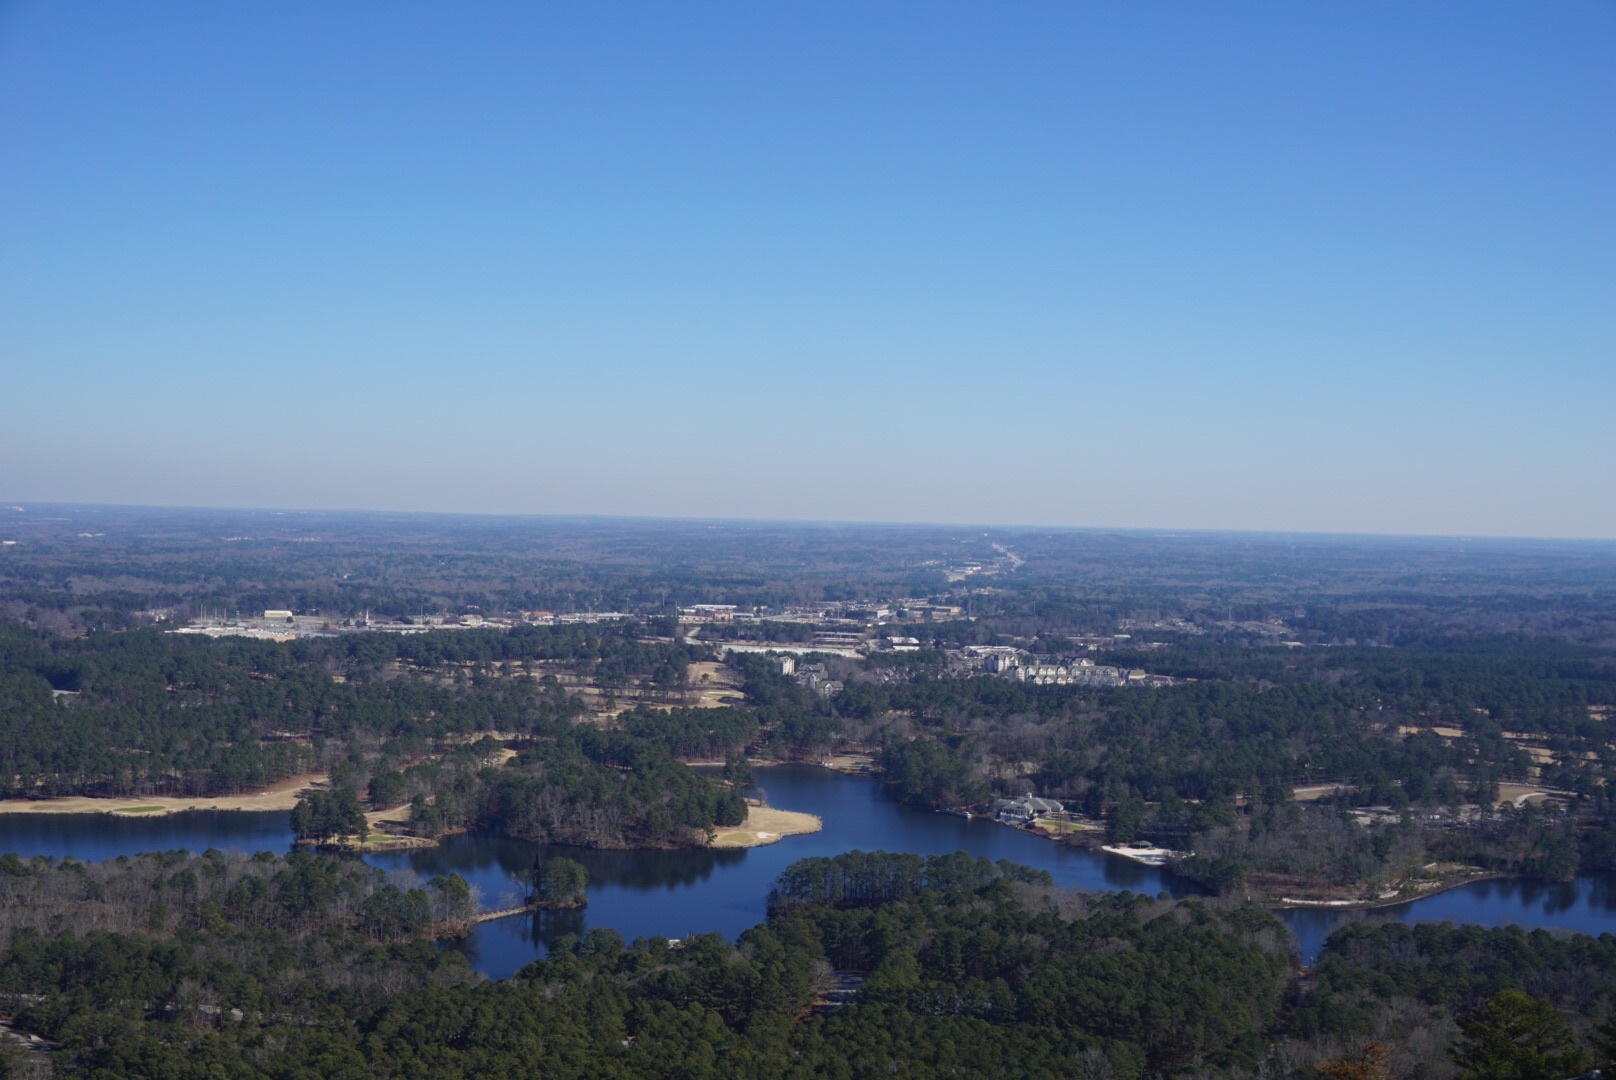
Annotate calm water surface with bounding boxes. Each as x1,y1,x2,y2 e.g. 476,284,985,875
0,809,293,862
1281,872,1616,963
2,766,1613,974
366,765,1192,978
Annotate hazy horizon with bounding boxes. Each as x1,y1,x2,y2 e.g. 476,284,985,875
5,498,1616,546
3,3,1611,537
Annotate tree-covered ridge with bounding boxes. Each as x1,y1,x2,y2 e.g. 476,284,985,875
1117,637,1616,734
845,640,1616,807
1275,921,1616,1077
1302,921,1616,1026
0,847,479,943
6,850,1611,1078
0,851,1295,1079
620,704,760,760
0,618,705,799
762,852,1289,1073
0,616,758,847
405,728,748,846
767,850,1053,912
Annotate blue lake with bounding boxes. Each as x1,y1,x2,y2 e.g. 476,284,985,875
367,764,1192,978
0,808,295,863
2,765,1613,974
1280,871,1616,964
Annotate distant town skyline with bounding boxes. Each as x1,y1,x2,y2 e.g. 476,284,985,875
2,3,1611,538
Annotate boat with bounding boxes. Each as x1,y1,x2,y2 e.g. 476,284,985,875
937,807,972,819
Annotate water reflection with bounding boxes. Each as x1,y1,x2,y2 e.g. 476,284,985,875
2,771,1614,979
369,831,749,899
1276,872,1616,965
369,765,1196,979
1586,873,1616,912
0,810,292,862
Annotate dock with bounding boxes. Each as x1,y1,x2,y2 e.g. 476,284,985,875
1100,842,1185,867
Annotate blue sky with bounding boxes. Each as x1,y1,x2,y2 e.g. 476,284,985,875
2,2,1611,536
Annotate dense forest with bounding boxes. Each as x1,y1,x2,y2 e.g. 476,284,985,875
3,511,1616,1072
837,638,1616,895
4,607,1616,885
0,618,711,797
0,619,757,847
393,730,749,846
847,639,1616,806
0,850,1611,1078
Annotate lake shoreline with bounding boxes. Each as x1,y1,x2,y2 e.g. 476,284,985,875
1261,872,1517,912
0,786,1549,916
0,774,329,817
973,809,1536,914
0,794,823,855
299,834,439,853
709,805,823,848
2,765,1613,982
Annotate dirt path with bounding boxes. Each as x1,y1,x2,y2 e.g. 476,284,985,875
0,774,329,817
366,802,414,826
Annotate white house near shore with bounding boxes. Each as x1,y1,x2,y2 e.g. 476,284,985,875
994,794,1064,823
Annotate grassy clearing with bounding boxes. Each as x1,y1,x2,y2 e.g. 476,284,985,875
1036,818,1098,833
709,806,823,848
113,806,166,814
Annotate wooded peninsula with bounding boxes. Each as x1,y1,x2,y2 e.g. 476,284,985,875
1,510,1614,1075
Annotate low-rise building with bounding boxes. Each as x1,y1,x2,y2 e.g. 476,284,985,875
995,794,1064,823
813,631,866,647
1012,662,1123,686
681,604,737,621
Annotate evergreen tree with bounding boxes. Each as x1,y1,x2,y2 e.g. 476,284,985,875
1449,990,1591,1080
533,857,588,908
